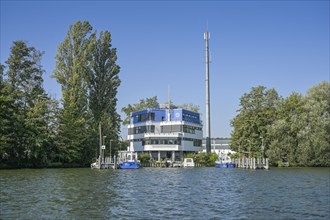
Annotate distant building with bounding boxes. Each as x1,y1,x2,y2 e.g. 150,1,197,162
202,138,236,162
127,108,203,161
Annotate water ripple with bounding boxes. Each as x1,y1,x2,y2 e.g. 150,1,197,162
1,167,329,219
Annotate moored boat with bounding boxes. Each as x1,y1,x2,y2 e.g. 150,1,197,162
182,158,195,167
118,151,141,169
215,153,236,168
119,161,140,169
215,162,236,168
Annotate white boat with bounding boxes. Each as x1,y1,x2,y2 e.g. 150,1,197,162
90,162,99,169
182,158,195,167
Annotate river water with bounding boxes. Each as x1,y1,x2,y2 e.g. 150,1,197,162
1,167,329,219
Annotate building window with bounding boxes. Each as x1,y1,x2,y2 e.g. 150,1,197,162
129,125,155,135
136,112,155,122
142,137,182,145
161,125,182,133
183,137,202,147
182,125,201,134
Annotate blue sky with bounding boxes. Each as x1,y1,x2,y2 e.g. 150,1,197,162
1,0,329,138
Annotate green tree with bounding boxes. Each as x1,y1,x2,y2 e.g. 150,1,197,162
296,81,330,166
267,93,304,166
184,152,217,166
0,64,16,164
1,41,53,167
231,86,281,157
53,21,122,165
267,81,330,167
0,64,4,83
88,30,121,157
139,153,151,163
121,96,159,125
52,21,93,164
177,103,200,113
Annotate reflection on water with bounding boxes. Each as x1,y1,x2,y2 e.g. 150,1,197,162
1,168,329,219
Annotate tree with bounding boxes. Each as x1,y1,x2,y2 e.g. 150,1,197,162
267,81,330,167
52,21,93,164
121,96,159,125
267,92,304,166
295,81,330,166
139,153,151,163
177,103,200,113
53,21,122,165
0,64,4,84
230,86,281,157
88,30,121,155
1,41,53,167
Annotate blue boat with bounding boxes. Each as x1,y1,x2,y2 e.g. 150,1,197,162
119,161,140,169
215,162,236,168
215,152,236,168
118,151,141,169
215,163,227,168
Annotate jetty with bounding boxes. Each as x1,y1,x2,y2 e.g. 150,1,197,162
91,156,117,169
234,157,269,170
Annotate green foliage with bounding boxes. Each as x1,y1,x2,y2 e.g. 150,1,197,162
139,153,151,163
207,152,218,164
267,82,330,167
52,21,94,164
232,82,330,167
230,86,281,157
296,81,330,166
52,20,121,165
177,103,200,113
1,41,59,167
229,153,239,160
1,20,122,168
267,92,304,166
184,152,218,166
121,96,159,125
88,30,121,147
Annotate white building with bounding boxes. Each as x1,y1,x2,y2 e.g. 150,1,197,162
127,109,203,161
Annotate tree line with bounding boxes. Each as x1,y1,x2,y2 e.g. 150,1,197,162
1,20,328,168
230,81,330,167
0,21,122,168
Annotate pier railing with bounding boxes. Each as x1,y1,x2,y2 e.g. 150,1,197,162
234,157,269,170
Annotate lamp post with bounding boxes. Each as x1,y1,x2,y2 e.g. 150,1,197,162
119,136,123,162
260,136,264,158
102,136,106,163
109,139,112,163
103,136,107,145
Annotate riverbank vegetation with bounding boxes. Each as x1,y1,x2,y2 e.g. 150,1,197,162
0,21,122,168
184,152,218,166
230,81,330,167
1,20,328,168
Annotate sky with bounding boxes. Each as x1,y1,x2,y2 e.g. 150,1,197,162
1,0,329,139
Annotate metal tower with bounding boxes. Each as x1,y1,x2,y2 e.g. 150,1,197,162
204,31,211,154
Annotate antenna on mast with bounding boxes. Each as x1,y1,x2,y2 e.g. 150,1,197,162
168,85,171,121
168,84,171,109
